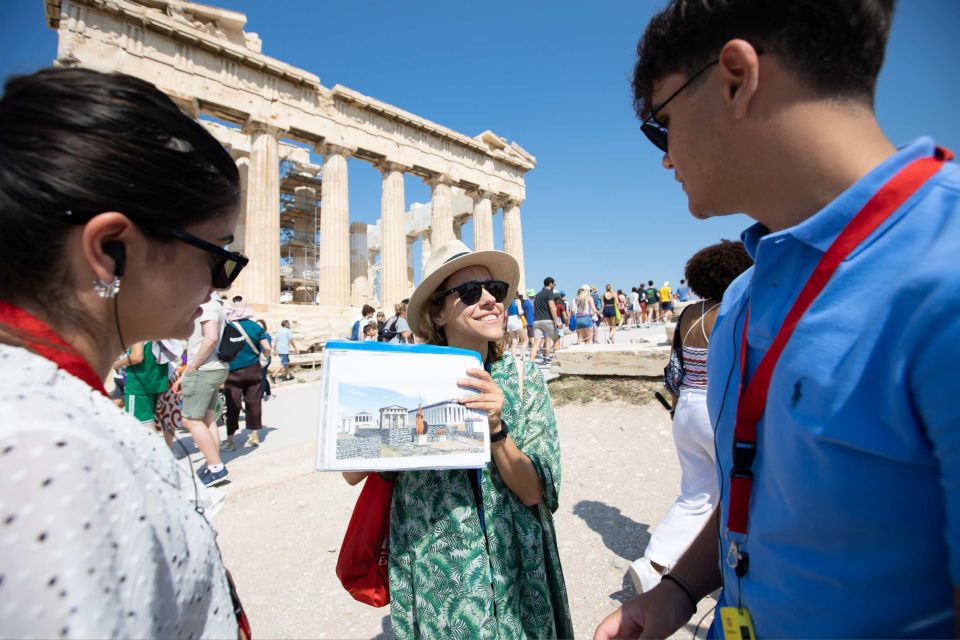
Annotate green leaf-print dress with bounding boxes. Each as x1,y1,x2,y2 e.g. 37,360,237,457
389,354,574,640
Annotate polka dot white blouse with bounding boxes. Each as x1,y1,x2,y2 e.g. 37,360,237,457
0,344,238,639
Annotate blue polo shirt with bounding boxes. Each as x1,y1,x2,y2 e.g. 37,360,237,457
708,138,959,637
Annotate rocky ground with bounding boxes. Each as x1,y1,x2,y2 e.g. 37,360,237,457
191,367,715,639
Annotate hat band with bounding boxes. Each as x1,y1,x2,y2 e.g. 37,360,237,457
443,251,470,264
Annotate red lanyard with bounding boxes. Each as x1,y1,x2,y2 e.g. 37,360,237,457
725,147,952,576
0,300,108,397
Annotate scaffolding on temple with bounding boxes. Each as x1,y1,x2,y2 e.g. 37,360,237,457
279,158,322,303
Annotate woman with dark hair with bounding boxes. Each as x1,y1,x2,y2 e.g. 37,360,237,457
0,67,248,638
628,239,752,594
342,240,574,640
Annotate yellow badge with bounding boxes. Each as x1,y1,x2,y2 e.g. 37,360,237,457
719,606,756,640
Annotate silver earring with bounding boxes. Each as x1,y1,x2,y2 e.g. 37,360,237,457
93,277,121,299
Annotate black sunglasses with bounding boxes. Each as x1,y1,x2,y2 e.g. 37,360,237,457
433,280,510,306
167,227,248,290
641,49,763,152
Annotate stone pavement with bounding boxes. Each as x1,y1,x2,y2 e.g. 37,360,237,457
182,370,715,639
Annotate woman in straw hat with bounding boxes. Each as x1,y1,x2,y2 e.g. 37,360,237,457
346,240,573,639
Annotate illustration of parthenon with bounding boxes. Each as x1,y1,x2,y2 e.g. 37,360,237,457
44,0,534,332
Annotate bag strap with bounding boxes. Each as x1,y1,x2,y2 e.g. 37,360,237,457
232,320,262,355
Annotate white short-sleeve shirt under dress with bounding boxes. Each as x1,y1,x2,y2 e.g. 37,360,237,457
0,343,237,639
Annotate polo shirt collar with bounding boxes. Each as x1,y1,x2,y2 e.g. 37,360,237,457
740,137,937,258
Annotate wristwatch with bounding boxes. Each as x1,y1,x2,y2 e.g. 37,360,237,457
490,422,509,444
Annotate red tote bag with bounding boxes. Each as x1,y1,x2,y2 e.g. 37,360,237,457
335,473,394,607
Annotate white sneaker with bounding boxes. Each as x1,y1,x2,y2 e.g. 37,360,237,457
627,557,662,594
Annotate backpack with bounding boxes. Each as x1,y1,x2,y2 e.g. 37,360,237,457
350,319,362,341
217,322,247,362
378,315,400,342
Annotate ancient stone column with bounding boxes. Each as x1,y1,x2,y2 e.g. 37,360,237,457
420,235,432,274
226,155,250,296
472,191,494,251
502,199,526,294
406,237,415,293
378,161,407,311
428,174,455,248
350,222,369,306
242,121,281,305
318,143,353,307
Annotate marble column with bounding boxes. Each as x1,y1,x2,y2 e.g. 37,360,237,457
367,249,381,307
378,161,407,311
349,222,369,306
318,143,352,307
420,235,432,273
406,237,415,293
428,174,455,248
227,155,250,296
472,191,494,251
243,121,281,305
502,199,526,294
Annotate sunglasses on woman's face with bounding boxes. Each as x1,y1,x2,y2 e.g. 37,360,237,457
433,280,510,306
167,227,248,290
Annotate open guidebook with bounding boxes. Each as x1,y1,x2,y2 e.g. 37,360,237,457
315,340,491,472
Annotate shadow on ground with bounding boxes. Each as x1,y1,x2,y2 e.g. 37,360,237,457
371,614,393,640
572,499,651,562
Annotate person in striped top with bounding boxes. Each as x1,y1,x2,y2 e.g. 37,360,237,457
628,240,753,594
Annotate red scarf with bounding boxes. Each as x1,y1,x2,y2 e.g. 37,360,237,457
0,300,108,397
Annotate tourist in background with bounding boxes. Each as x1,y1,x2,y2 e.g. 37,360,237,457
553,291,568,352
645,280,659,324
274,319,297,380
362,321,378,341
676,279,690,302
224,304,271,448
257,318,274,401
601,284,618,343
573,285,598,344
350,304,375,341
344,240,573,639
658,281,673,324
522,288,536,350
628,240,752,594
617,289,628,327
0,67,245,638
530,277,560,363
506,291,527,360
629,287,642,327
176,291,232,478
382,302,413,344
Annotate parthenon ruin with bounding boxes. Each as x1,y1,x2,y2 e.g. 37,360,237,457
44,0,534,335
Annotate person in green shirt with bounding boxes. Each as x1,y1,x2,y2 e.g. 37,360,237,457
112,341,169,433
343,240,574,640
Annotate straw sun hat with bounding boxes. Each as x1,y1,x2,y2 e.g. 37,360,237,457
407,239,520,340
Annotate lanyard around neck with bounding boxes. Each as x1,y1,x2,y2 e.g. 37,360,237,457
0,300,108,397
725,147,952,576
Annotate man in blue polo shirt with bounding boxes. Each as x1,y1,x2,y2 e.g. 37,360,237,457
596,2,959,638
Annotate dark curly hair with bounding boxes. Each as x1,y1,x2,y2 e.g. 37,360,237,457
631,0,895,120
685,240,753,300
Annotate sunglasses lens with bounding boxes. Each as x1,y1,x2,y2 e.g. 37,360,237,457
642,121,668,153
458,283,484,305
212,258,244,290
488,281,509,302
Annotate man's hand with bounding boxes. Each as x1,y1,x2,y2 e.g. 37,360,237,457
594,583,695,640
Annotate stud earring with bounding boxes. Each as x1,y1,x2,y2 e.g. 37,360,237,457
93,276,121,299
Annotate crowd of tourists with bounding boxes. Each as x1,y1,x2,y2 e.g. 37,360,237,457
1,0,958,638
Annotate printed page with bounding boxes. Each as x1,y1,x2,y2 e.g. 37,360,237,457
316,341,491,471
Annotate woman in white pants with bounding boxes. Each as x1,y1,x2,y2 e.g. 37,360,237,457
629,240,753,592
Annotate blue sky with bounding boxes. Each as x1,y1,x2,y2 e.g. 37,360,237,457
2,2,958,295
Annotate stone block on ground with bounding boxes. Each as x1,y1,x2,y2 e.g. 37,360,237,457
551,343,670,377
